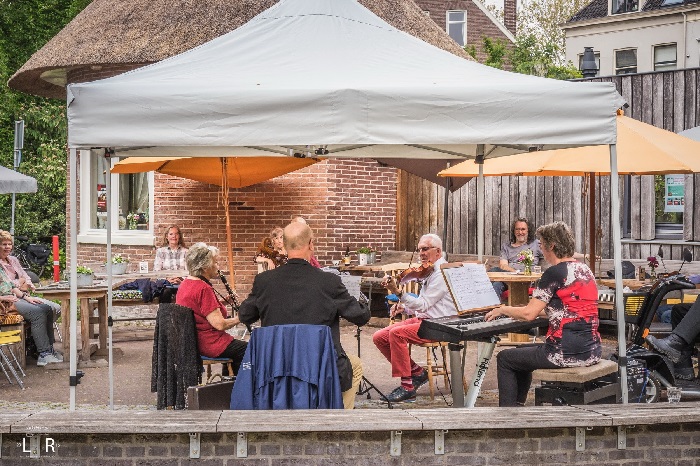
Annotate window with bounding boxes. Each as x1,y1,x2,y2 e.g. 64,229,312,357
654,43,677,71
79,150,154,245
578,51,600,76
446,10,466,46
615,48,637,75
612,0,638,14
655,174,684,238
661,0,684,5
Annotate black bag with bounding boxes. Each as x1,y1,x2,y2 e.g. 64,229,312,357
186,375,235,410
26,244,50,265
606,260,636,279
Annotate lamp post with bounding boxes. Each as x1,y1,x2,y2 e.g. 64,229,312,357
11,120,24,236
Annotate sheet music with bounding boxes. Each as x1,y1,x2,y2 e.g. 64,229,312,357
340,275,364,301
441,263,501,313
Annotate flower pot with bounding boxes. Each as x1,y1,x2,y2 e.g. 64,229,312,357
76,273,94,287
368,252,376,265
358,253,368,266
112,262,128,275
523,264,532,276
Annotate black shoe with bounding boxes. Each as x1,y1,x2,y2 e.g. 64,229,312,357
382,386,417,403
674,348,695,380
646,334,688,363
412,370,429,390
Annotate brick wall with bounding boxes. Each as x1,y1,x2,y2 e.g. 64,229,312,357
416,0,514,63
2,424,700,464
71,159,397,297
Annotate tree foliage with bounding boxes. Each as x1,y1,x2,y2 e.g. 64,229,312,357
0,0,91,242
470,0,585,79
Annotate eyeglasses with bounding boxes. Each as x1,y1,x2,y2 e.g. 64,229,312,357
415,246,436,253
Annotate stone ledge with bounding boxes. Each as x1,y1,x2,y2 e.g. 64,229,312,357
3,403,700,435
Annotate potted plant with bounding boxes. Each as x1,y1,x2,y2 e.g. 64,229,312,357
75,265,94,287
357,246,372,266
111,254,129,275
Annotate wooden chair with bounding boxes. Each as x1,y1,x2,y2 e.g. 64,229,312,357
409,341,450,400
201,356,234,382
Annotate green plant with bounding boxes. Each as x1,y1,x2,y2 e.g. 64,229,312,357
111,253,129,264
76,265,93,275
357,246,373,254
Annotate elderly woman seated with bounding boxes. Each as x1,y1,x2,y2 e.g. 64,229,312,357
176,242,247,374
485,222,602,407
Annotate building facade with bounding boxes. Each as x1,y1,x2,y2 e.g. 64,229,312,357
563,0,700,77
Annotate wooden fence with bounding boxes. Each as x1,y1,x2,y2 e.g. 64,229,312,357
396,67,700,261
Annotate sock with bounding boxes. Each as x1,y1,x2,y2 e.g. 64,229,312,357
401,377,414,391
410,364,424,376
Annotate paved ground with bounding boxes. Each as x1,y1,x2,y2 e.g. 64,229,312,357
0,305,621,410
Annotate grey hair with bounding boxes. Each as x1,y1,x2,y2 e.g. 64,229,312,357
420,234,442,249
186,242,219,277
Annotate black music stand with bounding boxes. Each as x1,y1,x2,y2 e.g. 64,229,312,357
354,326,393,409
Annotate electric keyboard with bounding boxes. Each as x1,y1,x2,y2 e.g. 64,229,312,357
417,314,549,343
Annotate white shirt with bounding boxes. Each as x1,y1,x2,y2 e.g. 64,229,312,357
399,257,457,319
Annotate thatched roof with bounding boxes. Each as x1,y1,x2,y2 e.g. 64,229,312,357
9,0,472,99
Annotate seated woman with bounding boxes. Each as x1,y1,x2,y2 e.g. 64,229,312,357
176,242,247,374
154,225,188,279
485,221,601,407
0,240,61,366
0,230,61,314
254,227,288,272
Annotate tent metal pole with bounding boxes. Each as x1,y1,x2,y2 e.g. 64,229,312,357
69,148,78,410
476,145,484,261
609,143,628,403
106,151,114,410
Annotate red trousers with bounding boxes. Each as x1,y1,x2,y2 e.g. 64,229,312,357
372,317,434,378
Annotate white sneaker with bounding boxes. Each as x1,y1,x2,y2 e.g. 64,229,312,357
52,351,64,362
37,353,61,366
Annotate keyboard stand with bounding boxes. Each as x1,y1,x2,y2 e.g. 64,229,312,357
450,336,499,408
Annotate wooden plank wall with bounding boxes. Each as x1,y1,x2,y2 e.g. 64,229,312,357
396,68,700,261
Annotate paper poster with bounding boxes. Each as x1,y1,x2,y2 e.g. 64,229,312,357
664,174,684,213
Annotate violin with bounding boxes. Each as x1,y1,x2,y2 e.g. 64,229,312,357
396,262,434,284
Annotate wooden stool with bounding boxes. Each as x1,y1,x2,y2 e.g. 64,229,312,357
201,356,234,382
410,341,449,400
533,359,620,406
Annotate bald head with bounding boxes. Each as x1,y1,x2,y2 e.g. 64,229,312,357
284,222,314,260
291,216,307,224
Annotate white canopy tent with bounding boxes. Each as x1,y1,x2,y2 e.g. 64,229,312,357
65,0,628,409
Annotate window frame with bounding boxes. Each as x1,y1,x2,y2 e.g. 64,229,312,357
446,10,467,47
611,0,639,14
653,43,677,72
78,149,155,246
615,48,638,75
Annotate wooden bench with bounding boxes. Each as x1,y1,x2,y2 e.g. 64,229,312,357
533,359,620,406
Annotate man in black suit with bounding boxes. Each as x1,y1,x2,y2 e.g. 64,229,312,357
238,221,370,409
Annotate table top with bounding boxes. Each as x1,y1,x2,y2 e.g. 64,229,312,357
35,284,109,297
596,279,649,290
487,272,542,283
338,262,419,274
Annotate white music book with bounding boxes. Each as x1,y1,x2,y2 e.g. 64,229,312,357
441,262,501,315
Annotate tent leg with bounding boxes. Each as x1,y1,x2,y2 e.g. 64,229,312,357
609,143,628,404
476,145,484,261
69,148,78,410
588,174,596,277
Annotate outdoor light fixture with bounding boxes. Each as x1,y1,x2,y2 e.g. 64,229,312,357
581,47,598,78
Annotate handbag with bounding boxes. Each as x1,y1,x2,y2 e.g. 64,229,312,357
0,300,23,325
186,374,235,410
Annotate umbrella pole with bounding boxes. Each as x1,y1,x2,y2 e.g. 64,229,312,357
221,159,235,287
443,164,451,253
588,173,596,277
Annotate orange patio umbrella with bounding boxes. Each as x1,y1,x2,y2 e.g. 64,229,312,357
439,113,700,274
112,156,322,285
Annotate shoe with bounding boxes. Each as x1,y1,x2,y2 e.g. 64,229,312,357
412,370,429,390
52,351,64,363
646,334,688,363
382,386,417,403
37,353,61,366
674,348,695,380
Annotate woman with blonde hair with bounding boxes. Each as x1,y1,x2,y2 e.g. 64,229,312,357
0,230,62,366
254,227,288,271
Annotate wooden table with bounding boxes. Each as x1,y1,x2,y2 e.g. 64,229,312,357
597,278,649,291
487,272,542,306
35,286,108,362
338,262,417,276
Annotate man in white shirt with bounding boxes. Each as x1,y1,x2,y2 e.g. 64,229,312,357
374,234,457,403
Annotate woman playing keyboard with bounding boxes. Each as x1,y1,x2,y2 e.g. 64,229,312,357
485,221,601,407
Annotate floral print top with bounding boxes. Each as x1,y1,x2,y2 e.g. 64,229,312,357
532,261,601,367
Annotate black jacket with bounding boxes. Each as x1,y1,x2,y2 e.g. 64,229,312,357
238,258,370,391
